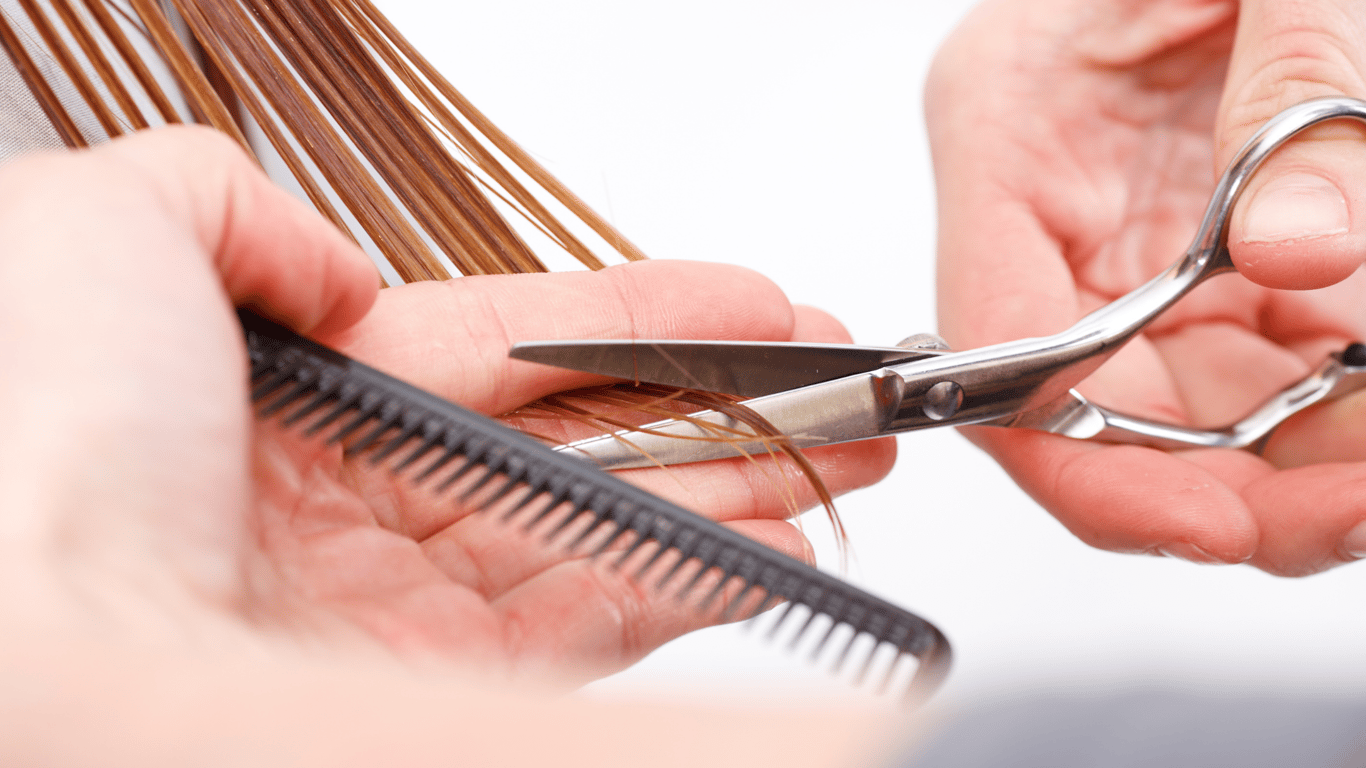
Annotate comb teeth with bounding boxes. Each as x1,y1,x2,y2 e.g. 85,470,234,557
238,309,951,702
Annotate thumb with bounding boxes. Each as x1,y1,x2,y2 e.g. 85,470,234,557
1220,0,1366,290
100,126,380,336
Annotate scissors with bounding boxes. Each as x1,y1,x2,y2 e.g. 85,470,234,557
510,97,1366,470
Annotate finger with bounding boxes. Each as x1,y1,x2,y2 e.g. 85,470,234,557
327,260,798,415
1151,321,1309,426
1075,334,1187,424
1220,0,1366,289
93,126,380,335
790,304,855,344
491,404,896,522
966,427,1259,563
268,520,512,662
0,127,375,565
1259,267,1366,352
926,0,1101,348
0,127,373,339
931,167,1082,349
609,439,896,524
1239,463,1366,575
1251,389,1366,574
1264,386,1366,468
487,518,810,684
408,437,893,596
259,431,818,673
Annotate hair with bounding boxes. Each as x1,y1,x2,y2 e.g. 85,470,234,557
0,0,845,551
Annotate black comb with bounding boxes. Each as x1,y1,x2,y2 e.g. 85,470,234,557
239,309,951,700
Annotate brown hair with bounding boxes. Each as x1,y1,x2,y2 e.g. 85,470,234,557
0,0,843,548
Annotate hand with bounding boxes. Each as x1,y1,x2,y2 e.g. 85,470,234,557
928,0,1366,575
275,252,895,684
0,126,894,691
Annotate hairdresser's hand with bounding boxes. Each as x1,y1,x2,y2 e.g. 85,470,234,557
0,127,892,689
315,260,893,685
929,0,1366,576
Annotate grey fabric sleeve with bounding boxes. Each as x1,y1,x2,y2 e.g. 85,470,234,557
0,0,111,159
897,689,1366,768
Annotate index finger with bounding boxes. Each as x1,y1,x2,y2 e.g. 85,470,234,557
327,260,801,416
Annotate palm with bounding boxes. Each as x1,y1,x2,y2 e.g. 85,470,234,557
222,269,895,683
247,422,690,686
931,0,1366,574
1019,54,1361,429
7,131,893,694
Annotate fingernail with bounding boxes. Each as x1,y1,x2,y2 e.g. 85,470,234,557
1157,542,1226,564
1242,172,1349,243
1344,521,1366,560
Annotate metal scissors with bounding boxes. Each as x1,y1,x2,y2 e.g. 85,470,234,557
510,97,1366,470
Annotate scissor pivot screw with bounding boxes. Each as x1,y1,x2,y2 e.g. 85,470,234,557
923,381,963,421
897,333,951,351
1343,342,1366,367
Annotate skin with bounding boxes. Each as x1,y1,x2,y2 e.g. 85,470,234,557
928,0,1366,575
0,127,903,764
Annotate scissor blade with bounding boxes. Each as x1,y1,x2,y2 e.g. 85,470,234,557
555,368,907,469
509,339,934,397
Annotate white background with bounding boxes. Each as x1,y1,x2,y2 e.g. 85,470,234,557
373,0,1366,709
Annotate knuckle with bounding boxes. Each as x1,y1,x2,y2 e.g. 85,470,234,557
610,260,794,340
1223,27,1366,143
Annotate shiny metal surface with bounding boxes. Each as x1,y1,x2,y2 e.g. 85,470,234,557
896,333,951,351
1002,351,1366,450
558,367,905,469
546,98,1366,467
509,339,939,397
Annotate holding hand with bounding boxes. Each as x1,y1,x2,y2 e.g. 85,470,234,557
928,0,1366,575
0,126,893,690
